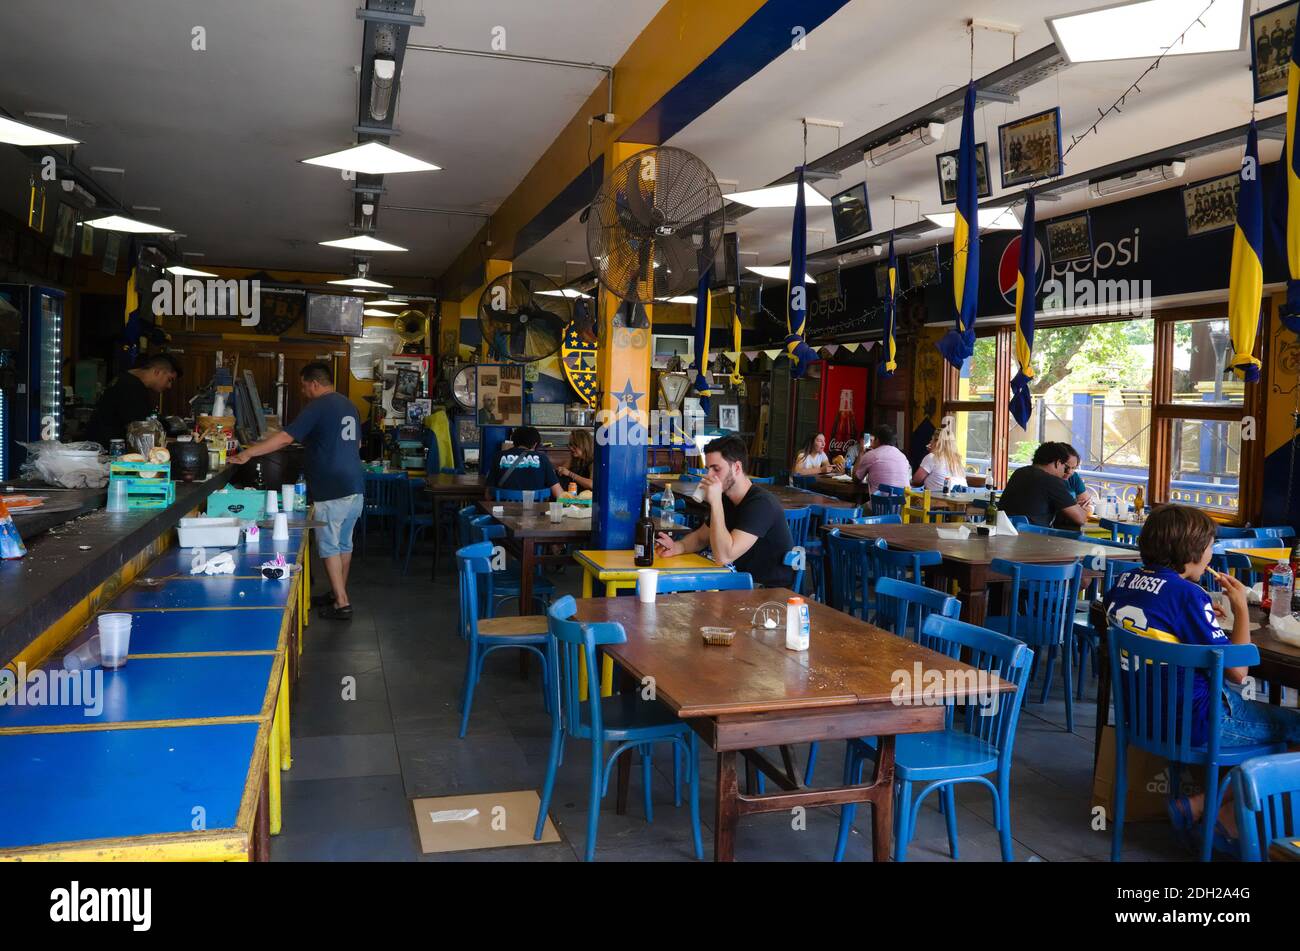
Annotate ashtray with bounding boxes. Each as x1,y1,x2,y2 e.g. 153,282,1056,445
701,626,735,646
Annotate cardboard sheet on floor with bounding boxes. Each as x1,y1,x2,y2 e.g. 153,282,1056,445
412,790,559,854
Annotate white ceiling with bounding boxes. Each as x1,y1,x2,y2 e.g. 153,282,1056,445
0,0,664,284
517,0,1280,278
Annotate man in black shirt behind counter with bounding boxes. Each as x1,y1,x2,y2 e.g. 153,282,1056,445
83,353,181,449
654,434,794,588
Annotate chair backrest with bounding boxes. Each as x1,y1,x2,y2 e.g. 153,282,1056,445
469,513,505,544
873,576,961,652
364,471,405,511
750,475,775,485
853,514,901,525
878,484,905,495
1207,537,1269,590
825,529,878,618
902,487,931,524
870,493,904,517
871,543,942,586
784,506,812,547
1252,525,1297,542
1107,624,1258,762
455,542,498,639
783,549,806,595
1214,526,1258,540
1016,524,1083,539
1098,518,1142,545
919,615,1034,756
988,558,1084,650
548,595,628,740
1008,515,1029,528
456,504,480,548
792,474,819,490
655,571,754,594
646,465,670,475
1233,752,1300,862
492,487,551,502
818,505,861,525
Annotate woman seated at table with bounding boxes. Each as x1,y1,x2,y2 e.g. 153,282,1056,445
655,435,794,587
556,428,594,492
792,433,840,476
484,426,564,500
911,426,967,493
1104,504,1300,855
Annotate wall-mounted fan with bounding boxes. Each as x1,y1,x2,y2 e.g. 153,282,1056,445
476,271,570,362
586,146,725,305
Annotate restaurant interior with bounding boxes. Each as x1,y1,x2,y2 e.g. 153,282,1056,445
2,0,1300,872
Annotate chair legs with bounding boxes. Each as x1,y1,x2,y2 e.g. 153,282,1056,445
941,784,959,860
804,742,820,786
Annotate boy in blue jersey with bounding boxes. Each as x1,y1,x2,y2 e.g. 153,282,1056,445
1104,504,1300,853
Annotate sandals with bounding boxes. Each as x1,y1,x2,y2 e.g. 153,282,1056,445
318,603,353,621
1167,795,1240,858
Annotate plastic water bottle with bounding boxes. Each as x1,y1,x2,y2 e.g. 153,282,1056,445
294,476,307,512
660,484,675,527
942,476,952,496
1268,561,1294,621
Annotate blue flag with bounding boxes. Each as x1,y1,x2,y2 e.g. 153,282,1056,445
880,233,898,377
937,83,980,368
784,165,818,377
1009,193,1037,429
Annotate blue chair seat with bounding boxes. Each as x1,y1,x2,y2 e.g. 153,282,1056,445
851,731,999,782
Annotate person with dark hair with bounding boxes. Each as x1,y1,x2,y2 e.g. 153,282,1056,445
1105,504,1300,854
654,434,794,587
83,351,182,448
851,424,910,494
232,361,363,619
997,441,1088,528
484,425,562,500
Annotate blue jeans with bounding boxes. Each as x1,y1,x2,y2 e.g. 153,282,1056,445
1220,682,1300,747
314,493,363,558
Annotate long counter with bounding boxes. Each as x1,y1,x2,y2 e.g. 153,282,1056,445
0,469,233,668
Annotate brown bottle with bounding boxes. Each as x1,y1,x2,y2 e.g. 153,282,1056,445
634,495,655,567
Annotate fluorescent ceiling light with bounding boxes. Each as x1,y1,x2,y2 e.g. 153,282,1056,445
746,265,817,282
1047,0,1244,64
302,141,440,175
165,265,217,277
657,295,698,304
536,288,592,299
364,308,396,317
82,214,173,234
0,115,79,147
319,234,409,252
362,298,404,307
327,276,393,289
924,207,1020,231
725,183,831,208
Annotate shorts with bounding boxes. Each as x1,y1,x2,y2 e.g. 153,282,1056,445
314,493,363,558
1220,682,1300,747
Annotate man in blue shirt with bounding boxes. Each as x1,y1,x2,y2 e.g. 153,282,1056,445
484,426,563,500
232,362,363,619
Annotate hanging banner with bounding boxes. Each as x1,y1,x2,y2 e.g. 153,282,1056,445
937,82,981,368
784,165,819,376
1010,193,1038,428
1228,121,1264,381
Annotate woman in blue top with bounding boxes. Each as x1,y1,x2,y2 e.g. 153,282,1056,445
1104,504,1300,853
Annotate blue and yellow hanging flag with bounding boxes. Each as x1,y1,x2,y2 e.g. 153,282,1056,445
785,164,819,377
1285,27,1300,332
692,264,714,411
729,309,743,385
1229,121,1264,381
1009,194,1037,428
937,83,980,369
880,233,898,377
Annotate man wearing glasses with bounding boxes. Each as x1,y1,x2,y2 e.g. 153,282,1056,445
998,441,1089,529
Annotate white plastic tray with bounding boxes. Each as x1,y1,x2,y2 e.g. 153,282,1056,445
177,516,244,548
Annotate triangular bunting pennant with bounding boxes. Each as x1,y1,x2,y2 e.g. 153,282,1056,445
842,342,859,353
744,350,759,360
822,344,839,356
764,348,782,360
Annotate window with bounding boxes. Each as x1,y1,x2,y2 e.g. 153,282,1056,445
1168,418,1241,515
1172,317,1243,407
951,411,993,477
956,337,996,401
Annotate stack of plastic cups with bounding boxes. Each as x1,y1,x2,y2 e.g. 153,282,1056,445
281,484,295,518
97,613,133,669
107,480,129,513
272,511,290,542
265,489,279,515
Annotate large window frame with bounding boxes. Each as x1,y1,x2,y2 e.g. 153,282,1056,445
940,304,1265,523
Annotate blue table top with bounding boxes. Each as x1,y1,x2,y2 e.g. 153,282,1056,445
0,723,258,849
0,654,275,728
146,541,304,577
64,609,286,656
108,576,293,610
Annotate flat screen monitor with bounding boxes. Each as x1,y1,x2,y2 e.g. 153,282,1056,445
831,182,871,244
711,232,739,290
305,293,364,336
651,333,694,369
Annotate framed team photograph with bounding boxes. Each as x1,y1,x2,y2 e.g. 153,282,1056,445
935,142,992,204
1182,173,1239,237
718,404,740,433
874,263,890,299
1045,212,1093,264
830,182,871,243
1251,0,1297,103
998,108,1063,188
907,248,940,289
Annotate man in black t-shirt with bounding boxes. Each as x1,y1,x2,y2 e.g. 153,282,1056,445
998,441,1089,529
484,426,563,500
655,434,794,587
83,353,180,449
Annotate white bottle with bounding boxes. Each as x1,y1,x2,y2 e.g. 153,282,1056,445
785,596,810,652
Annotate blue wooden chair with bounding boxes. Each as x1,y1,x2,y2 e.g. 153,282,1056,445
1072,554,1143,700
456,504,480,549
1107,626,1283,861
1098,518,1142,545
535,596,703,861
1008,515,1029,528
834,615,1034,862
491,487,552,502
646,465,671,475
1205,538,1266,592
784,549,806,596
1252,526,1297,543
870,544,942,587
784,506,812,549
852,514,902,525
985,558,1084,732
806,506,861,602
870,488,904,518
655,571,753,594
791,474,820,490
1233,752,1300,862
750,475,775,485
1214,526,1258,540
361,471,406,558
824,529,879,619
1016,524,1084,540
469,515,556,614
399,477,435,575
455,542,553,738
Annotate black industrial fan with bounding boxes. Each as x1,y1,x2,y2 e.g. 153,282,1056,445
476,271,570,363
586,146,725,305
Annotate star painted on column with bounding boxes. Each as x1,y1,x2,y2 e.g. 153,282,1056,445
614,379,643,413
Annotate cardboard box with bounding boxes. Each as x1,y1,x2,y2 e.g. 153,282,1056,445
1092,726,1202,822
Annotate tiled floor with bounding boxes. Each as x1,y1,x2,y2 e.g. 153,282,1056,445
273,534,1189,863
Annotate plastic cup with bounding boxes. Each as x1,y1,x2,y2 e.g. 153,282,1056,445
272,512,290,541
548,501,563,523
491,505,504,517
106,479,129,513
265,489,279,514
637,569,659,604
63,634,102,671
97,614,132,669
281,485,295,515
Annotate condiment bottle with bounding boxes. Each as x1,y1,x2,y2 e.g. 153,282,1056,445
785,595,810,651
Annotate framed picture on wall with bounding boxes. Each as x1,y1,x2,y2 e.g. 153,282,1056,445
935,142,992,204
1045,212,1093,264
718,404,740,432
997,108,1063,188
1182,173,1239,237
906,247,940,288
1251,0,1297,102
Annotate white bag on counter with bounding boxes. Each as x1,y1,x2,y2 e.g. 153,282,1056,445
18,440,109,488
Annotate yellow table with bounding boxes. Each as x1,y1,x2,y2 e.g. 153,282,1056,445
1234,547,1291,570
572,550,732,697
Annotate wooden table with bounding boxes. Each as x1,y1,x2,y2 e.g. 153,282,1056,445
836,523,1128,625
572,588,1011,861
813,475,867,503
1270,837,1300,861
475,501,591,617
669,482,858,513
423,473,486,580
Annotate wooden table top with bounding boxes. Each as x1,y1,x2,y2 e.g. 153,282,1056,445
424,473,485,494
669,482,856,511
574,550,728,576
475,500,593,539
573,588,1011,719
834,522,1128,566
1249,616,1300,670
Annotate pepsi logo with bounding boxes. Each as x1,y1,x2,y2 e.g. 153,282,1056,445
998,235,1046,307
